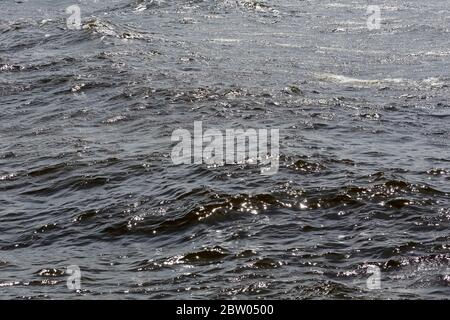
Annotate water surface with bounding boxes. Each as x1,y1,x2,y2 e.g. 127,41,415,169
0,0,449,299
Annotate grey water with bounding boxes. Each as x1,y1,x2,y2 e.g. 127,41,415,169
0,0,449,299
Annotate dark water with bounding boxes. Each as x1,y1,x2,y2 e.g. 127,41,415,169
0,0,449,299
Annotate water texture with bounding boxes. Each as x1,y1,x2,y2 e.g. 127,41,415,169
0,0,449,299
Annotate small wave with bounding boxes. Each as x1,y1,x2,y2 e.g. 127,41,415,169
317,73,406,85
82,18,150,40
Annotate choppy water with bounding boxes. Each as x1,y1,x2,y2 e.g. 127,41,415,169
0,0,449,299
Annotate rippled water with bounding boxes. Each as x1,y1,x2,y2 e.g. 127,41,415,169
0,0,449,299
